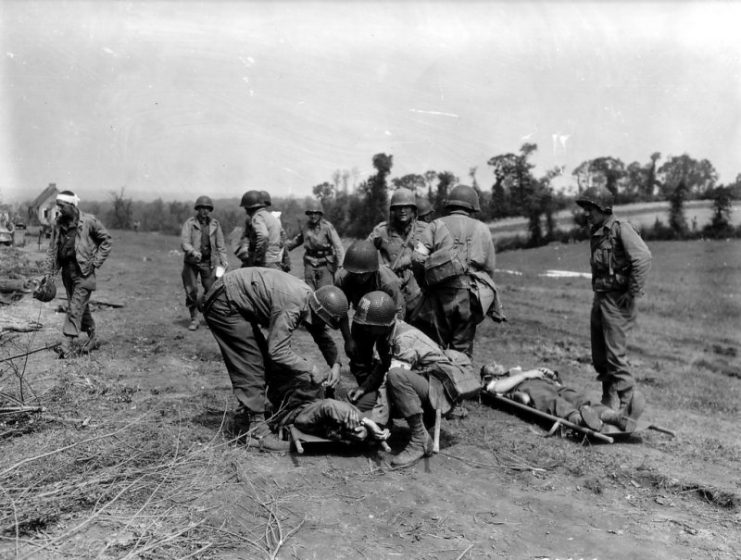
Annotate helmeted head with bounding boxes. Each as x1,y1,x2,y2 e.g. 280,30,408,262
415,196,434,222
240,190,265,211
305,199,324,224
353,290,397,328
445,185,480,213
55,190,80,220
309,285,349,329
194,195,214,214
343,240,379,274
389,188,417,227
260,190,272,207
480,361,508,385
575,187,614,215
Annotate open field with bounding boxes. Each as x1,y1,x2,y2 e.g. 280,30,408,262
489,200,741,240
1,233,740,559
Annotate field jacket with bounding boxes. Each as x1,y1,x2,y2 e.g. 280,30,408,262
46,212,112,277
181,216,228,268
589,215,652,295
236,208,283,266
287,219,344,269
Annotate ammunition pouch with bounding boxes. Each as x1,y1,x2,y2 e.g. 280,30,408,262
423,248,468,286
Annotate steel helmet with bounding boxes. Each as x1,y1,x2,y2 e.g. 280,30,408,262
415,196,433,218
575,187,614,214
309,285,349,329
240,190,265,209
353,291,397,327
480,361,508,384
194,195,214,211
389,188,417,209
260,190,272,207
343,240,379,273
446,185,480,212
305,199,324,214
33,277,57,303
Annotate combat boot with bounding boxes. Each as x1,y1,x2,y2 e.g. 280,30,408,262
57,336,79,359
578,405,603,431
600,390,646,433
188,309,199,331
617,386,635,410
245,412,289,452
601,381,619,410
79,329,99,353
391,414,433,468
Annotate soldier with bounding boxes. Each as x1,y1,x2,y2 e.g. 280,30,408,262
575,187,652,411
412,185,503,358
201,267,349,449
286,199,345,289
347,291,478,468
368,188,427,320
180,195,228,331
44,190,112,358
335,239,405,374
261,190,292,272
416,196,435,223
234,190,282,268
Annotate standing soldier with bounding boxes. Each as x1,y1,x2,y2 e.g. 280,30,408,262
416,196,435,223
412,184,503,358
201,268,348,449
260,190,292,272
286,199,345,289
235,190,282,269
42,190,112,358
347,291,478,468
368,188,427,321
180,195,228,331
575,187,652,411
335,240,405,376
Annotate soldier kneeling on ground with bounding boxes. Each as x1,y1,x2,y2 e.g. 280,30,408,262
480,363,646,433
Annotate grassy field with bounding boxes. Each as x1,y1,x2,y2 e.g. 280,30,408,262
0,233,739,559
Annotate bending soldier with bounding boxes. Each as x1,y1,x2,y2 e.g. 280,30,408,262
480,363,646,433
201,267,348,450
412,184,503,357
368,188,428,321
235,189,283,269
180,195,228,331
347,291,479,468
576,187,652,411
335,239,405,376
286,199,345,289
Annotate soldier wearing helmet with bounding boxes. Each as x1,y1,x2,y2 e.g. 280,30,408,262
415,196,434,223
368,188,428,321
180,195,228,331
201,267,348,450
575,186,652,412
285,198,345,289
261,190,292,273
334,240,405,376
411,184,503,358
235,190,283,269
347,291,478,468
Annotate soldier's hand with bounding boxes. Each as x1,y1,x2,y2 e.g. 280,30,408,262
347,387,364,403
325,362,341,388
191,251,202,262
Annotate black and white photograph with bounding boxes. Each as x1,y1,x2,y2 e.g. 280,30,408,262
1,1,739,558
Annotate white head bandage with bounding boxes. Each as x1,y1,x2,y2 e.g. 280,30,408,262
56,193,80,207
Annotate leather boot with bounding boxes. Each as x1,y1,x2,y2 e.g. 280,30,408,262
600,390,646,433
80,329,99,353
246,412,289,452
578,405,603,431
188,309,199,331
601,381,619,410
617,386,634,410
391,414,433,468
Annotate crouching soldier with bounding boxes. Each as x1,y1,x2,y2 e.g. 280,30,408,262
347,291,479,468
480,363,646,433
201,267,348,450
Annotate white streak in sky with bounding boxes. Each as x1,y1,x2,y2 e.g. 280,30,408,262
409,109,459,118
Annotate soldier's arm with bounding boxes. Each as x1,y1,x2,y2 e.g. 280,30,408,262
235,221,251,261
306,321,339,367
252,214,269,265
621,224,652,296
90,217,113,269
487,370,543,395
380,268,406,319
267,309,314,376
181,220,195,255
285,231,303,252
214,221,229,267
327,224,345,264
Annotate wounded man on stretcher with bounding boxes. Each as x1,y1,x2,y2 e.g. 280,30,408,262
480,363,645,434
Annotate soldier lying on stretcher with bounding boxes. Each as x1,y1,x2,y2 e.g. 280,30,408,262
480,363,645,433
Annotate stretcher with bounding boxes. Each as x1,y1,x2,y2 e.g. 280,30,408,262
286,420,392,455
483,393,675,444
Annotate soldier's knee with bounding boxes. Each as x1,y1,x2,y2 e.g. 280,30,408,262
386,367,409,389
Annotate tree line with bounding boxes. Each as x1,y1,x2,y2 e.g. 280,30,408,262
78,145,740,248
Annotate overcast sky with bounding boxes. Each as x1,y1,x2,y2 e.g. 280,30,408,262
1,1,739,204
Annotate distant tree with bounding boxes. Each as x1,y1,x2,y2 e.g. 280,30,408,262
348,153,392,237
658,154,718,200
589,157,625,199
572,160,591,193
645,152,661,199
391,174,426,193
703,186,734,237
667,180,689,237
108,188,133,229
312,181,334,202
487,143,538,218
434,171,456,212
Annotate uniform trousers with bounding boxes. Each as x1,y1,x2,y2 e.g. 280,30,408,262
61,262,95,337
591,291,637,393
182,261,215,313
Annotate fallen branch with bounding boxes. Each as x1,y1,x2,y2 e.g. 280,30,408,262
0,344,60,364
0,406,44,415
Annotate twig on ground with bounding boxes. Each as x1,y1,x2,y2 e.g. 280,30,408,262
454,543,474,560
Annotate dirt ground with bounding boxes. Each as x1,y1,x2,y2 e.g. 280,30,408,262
1,231,739,559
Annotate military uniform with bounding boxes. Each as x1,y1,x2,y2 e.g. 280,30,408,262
236,208,283,269
287,219,345,289
46,211,112,339
368,220,427,320
180,216,228,318
202,268,339,416
412,211,500,357
588,215,652,399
